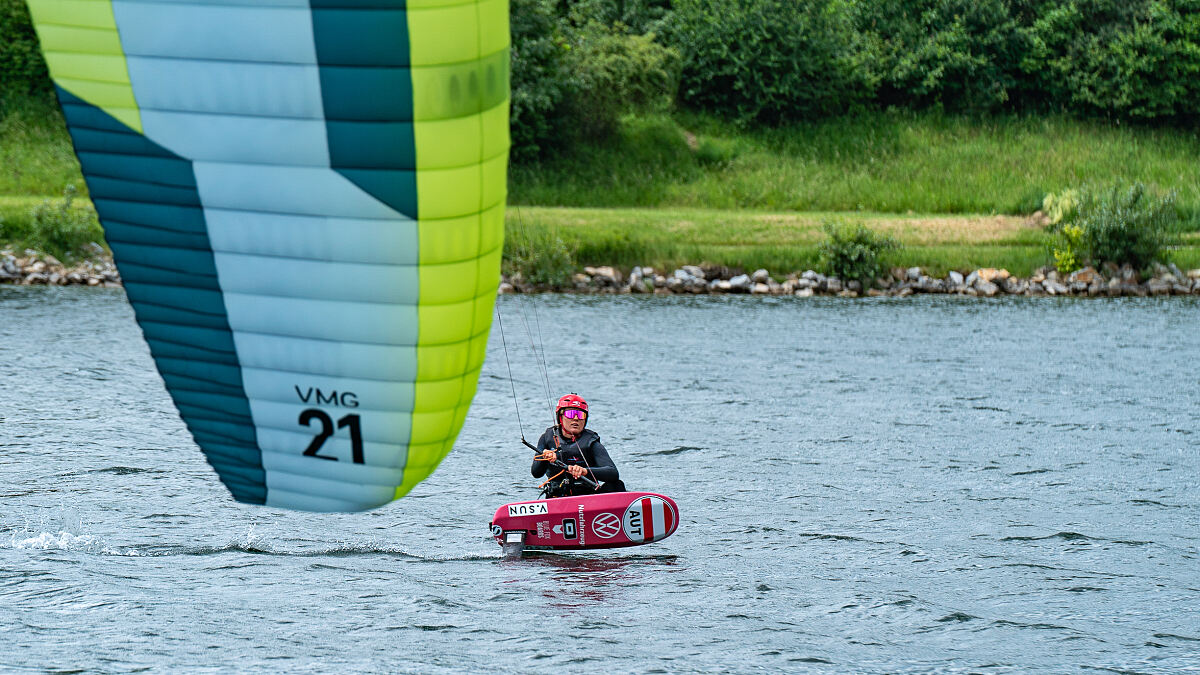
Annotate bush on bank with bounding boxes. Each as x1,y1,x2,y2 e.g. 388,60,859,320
1023,0,1200,120
503,220,577,287
1076,184,1179,271
29,185,102,258
509,0,574,162
0,187,104,260
859,0,1031,112
563,25,680,140
664,0,1200,124
818,223,899,287
1047,183,1180,273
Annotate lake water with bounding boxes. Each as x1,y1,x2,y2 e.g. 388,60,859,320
2,287,1198,673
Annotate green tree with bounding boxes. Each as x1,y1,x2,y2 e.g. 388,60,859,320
510,0,576,160
561,23,680,139
858,0,1033,112
0,0,52,99
664,0,876,124
553,0,674,33
1023,0,1200,120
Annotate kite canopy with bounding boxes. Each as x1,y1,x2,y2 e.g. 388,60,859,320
28,0,510,511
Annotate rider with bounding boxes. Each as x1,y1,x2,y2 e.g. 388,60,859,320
532,394,625,497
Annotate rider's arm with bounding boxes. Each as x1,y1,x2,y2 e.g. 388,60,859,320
584,436,619,483
531,429,553,478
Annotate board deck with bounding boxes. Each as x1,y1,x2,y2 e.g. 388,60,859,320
490,492,679,551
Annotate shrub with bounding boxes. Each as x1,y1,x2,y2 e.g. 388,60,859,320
1051,223,1083,274
503,220,576,288
29,185,104,257
562,24,680,140
818,222,898,286
665,0,875,124
1071,183,1179,270
1048,182,1179,271
1042,188,1080,226
694,136,739,166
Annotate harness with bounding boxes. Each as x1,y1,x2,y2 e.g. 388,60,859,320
536,426,595,498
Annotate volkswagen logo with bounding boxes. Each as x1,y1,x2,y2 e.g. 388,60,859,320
591,513,621,539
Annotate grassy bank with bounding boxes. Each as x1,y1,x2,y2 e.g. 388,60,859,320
5,194,1198,277
8,97,1200,223
507,206,1200,279
4,95,1199,274
512,112,1200,223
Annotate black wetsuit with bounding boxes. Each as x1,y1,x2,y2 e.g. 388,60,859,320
531,426,626,497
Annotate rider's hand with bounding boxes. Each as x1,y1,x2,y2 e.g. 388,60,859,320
566,465,586,479
542,450,557,463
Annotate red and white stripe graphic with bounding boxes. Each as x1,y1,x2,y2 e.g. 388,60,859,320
623,496,677,543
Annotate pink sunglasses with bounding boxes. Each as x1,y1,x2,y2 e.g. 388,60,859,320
561,409,586,420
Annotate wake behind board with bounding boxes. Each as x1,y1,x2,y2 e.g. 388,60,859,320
490,492,679,554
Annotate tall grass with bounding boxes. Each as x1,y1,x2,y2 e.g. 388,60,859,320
7,97,1200,222
511,111,1200,225
0,195,41,248
0,94,83,197
502,215,576,287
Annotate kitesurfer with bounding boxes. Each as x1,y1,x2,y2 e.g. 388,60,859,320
532,394,626,497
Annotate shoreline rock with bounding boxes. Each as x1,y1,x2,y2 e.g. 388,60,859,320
5,248,1198,299
504,264,1200,298
1,248,120,287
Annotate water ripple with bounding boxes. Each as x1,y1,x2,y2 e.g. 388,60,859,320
3,290,1198,672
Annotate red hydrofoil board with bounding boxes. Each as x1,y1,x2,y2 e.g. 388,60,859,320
490,492,679,551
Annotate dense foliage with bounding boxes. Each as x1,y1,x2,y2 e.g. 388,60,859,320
859,0,1033,112
666,0,873,123
511,0,1200,156
510,0,679,159
509,0,574,160
1021,0,1200,120
563,25,680,138
4,0,1200,158
0,0,51,100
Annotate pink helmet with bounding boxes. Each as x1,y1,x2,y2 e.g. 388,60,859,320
556,394,588,419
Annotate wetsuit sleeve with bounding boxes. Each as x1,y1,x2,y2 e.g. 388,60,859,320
531,428,554,478
585,436,619,483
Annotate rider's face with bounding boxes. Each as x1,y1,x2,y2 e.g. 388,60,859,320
561,410,586,435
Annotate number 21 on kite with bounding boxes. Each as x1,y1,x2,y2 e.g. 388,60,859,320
299,409,364,464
